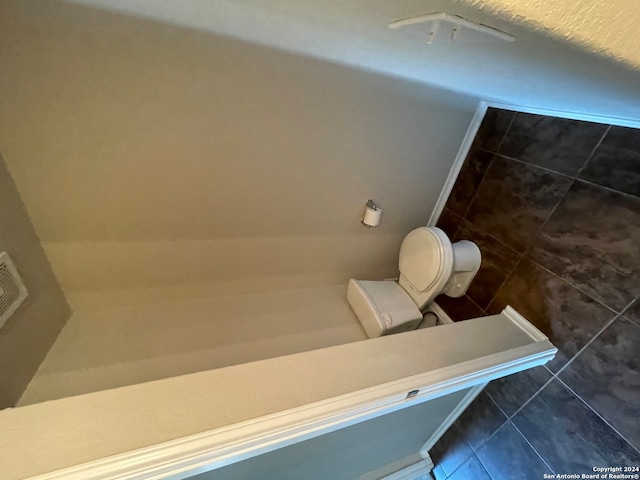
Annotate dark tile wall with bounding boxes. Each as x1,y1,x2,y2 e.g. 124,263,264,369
430,109,640,479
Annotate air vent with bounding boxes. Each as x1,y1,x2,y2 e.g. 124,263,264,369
0,252,28,329
388,13,515,44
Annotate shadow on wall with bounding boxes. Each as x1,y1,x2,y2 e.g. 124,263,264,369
0,153,70,408
431,108,640,479
0,0,477,302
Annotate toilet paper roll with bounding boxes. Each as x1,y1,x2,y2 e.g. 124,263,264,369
362,205,382,227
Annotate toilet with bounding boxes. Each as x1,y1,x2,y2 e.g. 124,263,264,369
347,226,481,338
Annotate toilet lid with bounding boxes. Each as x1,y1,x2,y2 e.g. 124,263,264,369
398,227,452,293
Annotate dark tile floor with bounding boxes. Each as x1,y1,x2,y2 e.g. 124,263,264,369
465,156,572,252
559,317,640,450
498,112,607,176
430,107,640,480
527,180,640,312
487,257,615,372
512,380,640,473
579,125,640,197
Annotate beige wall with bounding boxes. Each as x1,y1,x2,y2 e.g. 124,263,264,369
0,0,477,307
18,285,366,405
0,154,70,408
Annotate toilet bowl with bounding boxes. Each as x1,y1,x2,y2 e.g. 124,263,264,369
347,226,481,338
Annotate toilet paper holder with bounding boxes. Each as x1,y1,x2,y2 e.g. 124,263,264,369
361,199,382,228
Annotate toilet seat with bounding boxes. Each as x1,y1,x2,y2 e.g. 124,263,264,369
398,227,454,310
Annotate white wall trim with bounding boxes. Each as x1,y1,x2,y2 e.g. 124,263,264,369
427,101,488,227
26,313,555,480
379,457,435,480
503,305,549,342
486,101,640,129
418,383,486,458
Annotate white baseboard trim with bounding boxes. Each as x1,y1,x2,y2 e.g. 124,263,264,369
485,101,640,129
427,101,487,227
380,457,435,480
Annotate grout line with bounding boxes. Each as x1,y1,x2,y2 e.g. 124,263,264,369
442,451,490,480
623,294,640,328
520,174,575,254
526,260,620,315
509,421,557,475
464,294,485,314
458,154,496,222
492,153,575,180
436,424,477,478
495,110,517,153
455,393,511,457
479,309,628,472
477,400,511,450
552,313,620,378
555,376,640,456
482,253,524,314
457,217,522,260
574,125,611,179
572,176,640,201
449,210,464,241
440,304,634,476
554,291,640,377
491,372,556,425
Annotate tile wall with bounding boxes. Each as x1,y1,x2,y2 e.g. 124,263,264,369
430,108,640,479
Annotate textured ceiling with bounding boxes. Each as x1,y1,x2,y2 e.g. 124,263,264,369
463,0,639,67
63,0,640,120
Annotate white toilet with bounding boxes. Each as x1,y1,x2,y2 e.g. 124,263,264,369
347,226,481,338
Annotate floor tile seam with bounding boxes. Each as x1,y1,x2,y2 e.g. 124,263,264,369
571,176,640,201
493,314,618,423
619,294,640,328
491,152,576,180
625,316,640,329
483,386,511,421
551,312,621,378
621,294,640,313
481,252,524,313
554,376,640,456
464,294,484,315
573,125,612,180
516,255,621,316
520,174,576,254
468,391,512,451
458,155,497,222
438,441,477,478
449,214,463,244
444,452,490,480
491,372,557,428
456,216,522,261
494,111,517,153
440,207,464,231
463,415,511,456
508,419,558,475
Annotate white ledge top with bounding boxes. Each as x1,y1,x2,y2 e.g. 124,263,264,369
0,307,555,480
